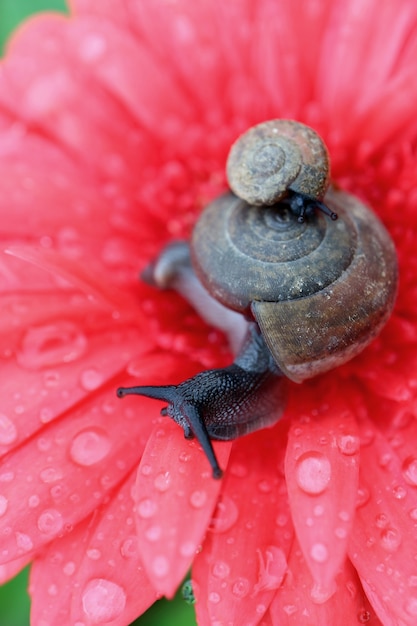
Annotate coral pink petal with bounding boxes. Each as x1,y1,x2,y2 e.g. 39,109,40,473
0,310,150,456
0,389,158,563
193,421,293,626
285,383,360,594
133,420,231,597
0,555,32,584
271,541,382,625
349,421,417,625
30,471,157,626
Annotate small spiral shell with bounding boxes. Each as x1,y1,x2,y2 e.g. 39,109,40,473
191,188,398,382
226,119,330,206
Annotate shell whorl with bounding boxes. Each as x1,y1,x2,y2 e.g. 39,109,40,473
226,119,330,206
191,188,398,382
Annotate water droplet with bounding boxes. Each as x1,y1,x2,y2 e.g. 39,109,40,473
209,495,239,533
136,498,157,519
17,322,87,369
15,532,34,552
0,495,8,516
144,525,161,542
356,487,370,508
357,609,371,623
258,479,273,493
154,472,172,493
404,596,417,617
375,513,389,528
87,549,102,560
37,509,64,535
80,368,103,391
40,467,64,483
28,495,40,508
311,582,334,604
380,527,401,552
63,561,76,576
82,578,126,623
310,543,329,563
208,591,221,604
337,434,360,455
0,414,17,445
190,490,207,509
179,541,196,557
78,33,108,63
120,537,138,558
212,560,231,579
410,508,417,521
151,555,169,578
402,456,417,486
70,429,111,466
393,485,407,500
232,577,250,598
295,452,331,495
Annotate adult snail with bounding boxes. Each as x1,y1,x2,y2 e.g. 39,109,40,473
117,120,398,479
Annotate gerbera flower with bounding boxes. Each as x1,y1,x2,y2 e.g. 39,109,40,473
0,0,416,624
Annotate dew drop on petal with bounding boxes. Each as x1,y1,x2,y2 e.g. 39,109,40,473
151,555,170,578
15,532,34,552
82,578,126,623
380,527,402,552
402,456,417,486
80,368,104,391
0,414,17,445
310,543,329,563
337,434,360,456
209,495,239,533
208,592,221,604
154,472,172,493
78,33,108,63
356,487,370,508
357,609,371,623
404,596,417,617
295,452,331,495
40,467,64,483
17,322,87,369
189,490,208,509
179,541,196,558
37,509,64,535
212,560,231,579
70,429,112,467
144,525,161,542
0,495,8,517
232,577,250,598
409,508,417,521
311,582,335,604
136,498,158,519
63,561,76,576
120,537,138,559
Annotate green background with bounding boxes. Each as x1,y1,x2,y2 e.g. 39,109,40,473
0,1,196,624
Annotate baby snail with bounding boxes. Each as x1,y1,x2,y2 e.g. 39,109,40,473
117,119,398,479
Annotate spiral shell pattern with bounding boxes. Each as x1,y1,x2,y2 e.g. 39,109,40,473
191,188,398,382
226,119,330,206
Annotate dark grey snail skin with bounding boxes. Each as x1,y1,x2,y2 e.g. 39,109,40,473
117,120,398,478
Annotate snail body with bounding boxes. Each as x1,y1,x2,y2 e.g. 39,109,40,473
118,120,398,478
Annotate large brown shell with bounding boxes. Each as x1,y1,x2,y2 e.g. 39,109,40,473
226,119,330,206
191,188,398,382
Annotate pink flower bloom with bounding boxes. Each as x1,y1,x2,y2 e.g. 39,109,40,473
0,0,416,624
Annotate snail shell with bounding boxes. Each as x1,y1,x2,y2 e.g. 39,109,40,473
226,119,330,206
191,188,398,382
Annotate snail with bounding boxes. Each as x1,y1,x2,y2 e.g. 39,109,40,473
226,119,337,222
117,120,398,479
